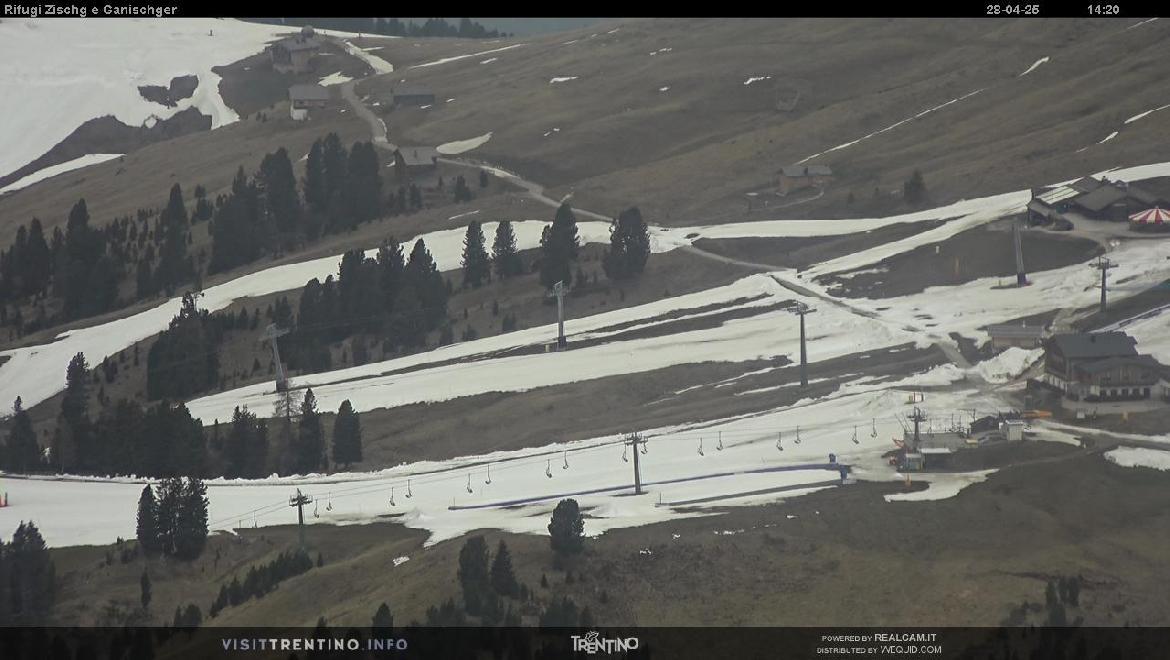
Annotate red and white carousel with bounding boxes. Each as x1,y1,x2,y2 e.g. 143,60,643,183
1128,207,1170,233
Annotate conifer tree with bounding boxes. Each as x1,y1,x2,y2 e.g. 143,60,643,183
136,484,161,556
4,397,40,472
539,203,580,289
457,536,492,615
174,477,209,560
490,539,519,597
548,498,585,555
602,207,651,280
372,602,394,630
332,399,362,467
491,220,523,279
460,220,490,288
296,389,324,474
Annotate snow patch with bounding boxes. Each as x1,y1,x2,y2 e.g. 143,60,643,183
743,76,772,85
550,76,578,84
658,86,670,92
0,18,291,179
884,470,996,502
436,132,491,155
0,153,122,195
411,43,526,69
1105,447,1170,471
1018,56,1049,77
318,71,353,86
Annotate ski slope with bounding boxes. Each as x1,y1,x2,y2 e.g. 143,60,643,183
0,153,122,195
1,373,1007,548
0,18,292,179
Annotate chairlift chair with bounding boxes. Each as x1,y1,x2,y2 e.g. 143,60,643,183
716,432,724,451
562,451,569,470
621,444,629,462
485,465,492,484
389,487,395,507
776,431,783,451
466,474,473,494
795,426,801,444
545,459,553,478
405,479,413,498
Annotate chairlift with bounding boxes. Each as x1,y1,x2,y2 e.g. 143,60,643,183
640,439,648,455
326,493,333,512
562,451,569,470
776,431,783,451
697,437,705,456
545,459,553,478
466,473,473,494
485,465,492,485
795,426,801,444
716,432,724,451
405,479,413,498
621,444,629,462
313,499,320,518
871,418,878,439
389,487,396,507
852,425,859,445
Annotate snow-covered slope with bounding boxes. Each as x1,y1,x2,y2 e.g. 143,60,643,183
0,18,292,179
0,153,122,195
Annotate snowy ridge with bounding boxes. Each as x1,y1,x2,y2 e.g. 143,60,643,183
0,18,293,179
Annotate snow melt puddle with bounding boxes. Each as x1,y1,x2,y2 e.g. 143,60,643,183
1018,56,1049,77
436,132,491,155
550,76,578,84
1106,447,1170,471
0,153,121,195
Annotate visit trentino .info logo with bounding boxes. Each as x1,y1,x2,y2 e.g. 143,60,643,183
571,630,640,655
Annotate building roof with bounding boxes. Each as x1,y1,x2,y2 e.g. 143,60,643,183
1035,185,1080,206
986,323,1047,339
1047,332,1138,360
397,147,439,167
289,84,329,102
1070,177,1105,194
1072,354,1161,375
274,35,320,52
1072,185,1129,212
779,165,833,177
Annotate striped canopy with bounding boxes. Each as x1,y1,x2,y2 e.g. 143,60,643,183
1129,207,1170,224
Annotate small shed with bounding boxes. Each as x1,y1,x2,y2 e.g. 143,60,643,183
777,164,833,196
986,323,1048,349
289,84,329,120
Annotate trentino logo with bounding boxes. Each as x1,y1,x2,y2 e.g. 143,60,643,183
571,630,640,655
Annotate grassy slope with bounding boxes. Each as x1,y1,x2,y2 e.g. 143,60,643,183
366,18,1170,224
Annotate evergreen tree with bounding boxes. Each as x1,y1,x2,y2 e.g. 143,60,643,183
491,220,523,279
227,406,268,479
457,536,492,615
136,484,161,556
154,183,192,294
372,602,394,630
490,539,519,597
548,498,585,555
140,569,152,611
296,389,324,474
903,169,927,206
304,139,328,212
346,142,383,226
174,477,210,560
602,207,651,280
405,239,448,329
331,399,362,467
146,292,221,400
22,218,51,297
4,397,40,472
5,521,56,624
539,203,580,289
322,133,350,228
478,169,489,188
460,221,490,288
452,175,473,203
258,147,303,243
